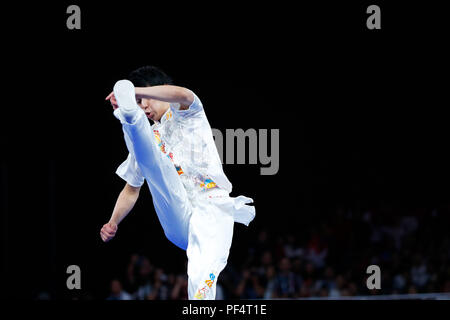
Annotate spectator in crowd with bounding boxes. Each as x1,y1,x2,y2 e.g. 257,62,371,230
234,267,265,299
123,253,140,294
306,230,328,269
170,275,189,300
272,257,302,298
410,254,430,290
147,268,170,300
263,266,278,299
135,256,154,300
106,279,132,300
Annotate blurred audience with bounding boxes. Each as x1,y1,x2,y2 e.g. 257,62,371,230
104,204,450,299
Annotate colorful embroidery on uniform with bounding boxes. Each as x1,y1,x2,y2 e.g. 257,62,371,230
194,273,216,300
153,129,217,188
175,165,184,175
153,130,166,154
200,178,217,190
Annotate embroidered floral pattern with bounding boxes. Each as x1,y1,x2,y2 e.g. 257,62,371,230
200,178,217,190
153,128,217,189
193,272,216,300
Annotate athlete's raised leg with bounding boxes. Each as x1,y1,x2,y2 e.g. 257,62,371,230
113,80,191,250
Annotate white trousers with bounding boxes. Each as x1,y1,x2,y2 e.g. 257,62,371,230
116,108,234,300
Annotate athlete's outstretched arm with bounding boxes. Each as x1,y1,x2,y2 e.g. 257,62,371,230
106,85,194,109
100,182,141,242
134,85,194,109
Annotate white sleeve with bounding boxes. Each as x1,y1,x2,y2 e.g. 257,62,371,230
170,90,203,118
115,153,145,187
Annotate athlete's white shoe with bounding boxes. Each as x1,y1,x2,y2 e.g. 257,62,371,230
113,79,139,123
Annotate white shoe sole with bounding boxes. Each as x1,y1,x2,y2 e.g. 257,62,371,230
113,80,138,115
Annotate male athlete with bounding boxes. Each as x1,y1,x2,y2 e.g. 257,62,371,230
100,66,255,300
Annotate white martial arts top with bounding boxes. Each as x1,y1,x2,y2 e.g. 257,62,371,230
116,91,232,194
115,90,255,226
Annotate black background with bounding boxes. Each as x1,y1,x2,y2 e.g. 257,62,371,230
1,1,449,302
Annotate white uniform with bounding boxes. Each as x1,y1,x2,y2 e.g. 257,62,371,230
113,91,255,300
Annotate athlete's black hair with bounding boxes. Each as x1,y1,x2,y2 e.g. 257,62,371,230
128,65,173,87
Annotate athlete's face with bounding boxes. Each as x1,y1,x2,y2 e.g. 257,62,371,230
136,97,170,122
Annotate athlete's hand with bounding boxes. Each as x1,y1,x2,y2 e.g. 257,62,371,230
105,92,118,110
100,221,118,242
